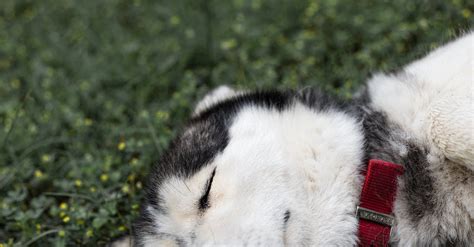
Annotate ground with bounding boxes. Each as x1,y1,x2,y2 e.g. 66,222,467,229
0,0,472,246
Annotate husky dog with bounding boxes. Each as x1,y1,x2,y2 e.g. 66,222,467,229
125,32,473,246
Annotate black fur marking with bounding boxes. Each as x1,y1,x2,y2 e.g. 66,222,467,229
445,237,471,247
355,96,437,225
193,90,293,122
198,168,216,211
358,108,404,165
297,87,349,112
175,237,186,247
399,143,436,223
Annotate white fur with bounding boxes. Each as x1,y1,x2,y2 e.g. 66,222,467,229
368,32,474,167
150,103,365,246
193,86,240,116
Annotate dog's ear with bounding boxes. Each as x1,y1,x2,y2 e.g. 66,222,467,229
193,85,240,116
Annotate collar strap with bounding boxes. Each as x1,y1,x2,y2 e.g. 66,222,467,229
357,159,404,246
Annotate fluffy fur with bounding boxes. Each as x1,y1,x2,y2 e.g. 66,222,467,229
123,32,474,246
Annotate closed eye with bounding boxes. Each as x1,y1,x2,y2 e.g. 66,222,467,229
198,167,216,211
283,210,291,224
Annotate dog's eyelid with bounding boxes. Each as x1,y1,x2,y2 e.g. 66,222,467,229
198,167,216,211
283,210,291,224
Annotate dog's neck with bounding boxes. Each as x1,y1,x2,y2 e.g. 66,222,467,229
355,90,473,245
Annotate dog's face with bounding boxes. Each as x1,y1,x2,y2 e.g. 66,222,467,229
134,88,365,246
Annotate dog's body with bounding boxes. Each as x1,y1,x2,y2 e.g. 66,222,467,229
130,32,474,246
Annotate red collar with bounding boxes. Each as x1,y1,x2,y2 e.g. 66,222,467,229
357,159,404,246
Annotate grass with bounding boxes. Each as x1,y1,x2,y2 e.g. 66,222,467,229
0,0,472,245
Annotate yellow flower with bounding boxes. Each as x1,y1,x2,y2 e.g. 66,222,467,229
136,181,142,189
59,211,66,217
132,204,139,210
10,78,20,88
34,170,43,178
86,229,93,237
36,224,41,231
220,39,237,50
117,141,126,151
59,202,68,210
41,154,51,163
100,174,109,182
169,16,180,26
0,243,5,247
90,186,96,193
121,185,130,193
155,111,169,120
58,230,65,237
130,157,139,166
118,225,126,231
63,216,70,223
74,179,82,187
84,118,93,126
462,9,471,18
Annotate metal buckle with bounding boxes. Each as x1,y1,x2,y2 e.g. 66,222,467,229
356,206,395,226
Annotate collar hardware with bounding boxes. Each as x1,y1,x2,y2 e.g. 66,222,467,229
356,206,394,226
357,159,404,247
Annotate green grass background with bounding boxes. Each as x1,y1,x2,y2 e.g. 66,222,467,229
0,0,472,245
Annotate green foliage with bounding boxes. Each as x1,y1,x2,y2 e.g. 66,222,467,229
0,0,472,245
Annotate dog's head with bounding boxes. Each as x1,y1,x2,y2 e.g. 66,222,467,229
133,86,365,246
